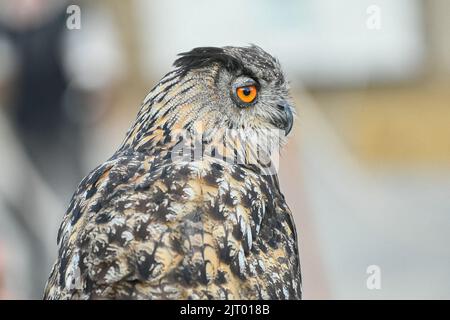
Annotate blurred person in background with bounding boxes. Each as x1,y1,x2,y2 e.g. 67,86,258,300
0,0,124,198
0,0,76,197
0,0,125,298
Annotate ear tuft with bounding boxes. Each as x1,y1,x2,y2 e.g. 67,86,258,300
174,47,244,75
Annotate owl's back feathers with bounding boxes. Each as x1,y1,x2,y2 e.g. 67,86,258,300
44,149,301,299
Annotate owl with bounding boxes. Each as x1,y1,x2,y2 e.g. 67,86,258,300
44,45,301,300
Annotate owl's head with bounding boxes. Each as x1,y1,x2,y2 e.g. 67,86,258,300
173,45,293,135
125,46,294,166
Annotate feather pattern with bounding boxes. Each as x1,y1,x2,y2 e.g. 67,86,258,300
44,45,301,299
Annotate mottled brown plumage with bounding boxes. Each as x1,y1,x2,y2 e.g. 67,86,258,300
44,45,301,299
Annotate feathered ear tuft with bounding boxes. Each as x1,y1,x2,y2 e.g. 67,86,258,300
174,47,244,75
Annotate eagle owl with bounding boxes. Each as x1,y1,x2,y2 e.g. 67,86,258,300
44,46,302,299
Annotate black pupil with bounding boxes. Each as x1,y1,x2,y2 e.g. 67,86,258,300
242,87,251,96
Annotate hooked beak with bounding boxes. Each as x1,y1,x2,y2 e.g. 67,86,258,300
277,101,294,136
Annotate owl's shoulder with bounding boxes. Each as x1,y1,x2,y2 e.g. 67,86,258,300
45,152,295,299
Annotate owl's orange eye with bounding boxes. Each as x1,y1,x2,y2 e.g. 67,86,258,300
236,85,257,104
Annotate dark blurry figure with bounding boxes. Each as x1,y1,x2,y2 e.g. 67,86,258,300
0,0,124,298
0,1,82,196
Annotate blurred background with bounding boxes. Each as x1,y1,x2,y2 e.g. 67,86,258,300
0,0,449,299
